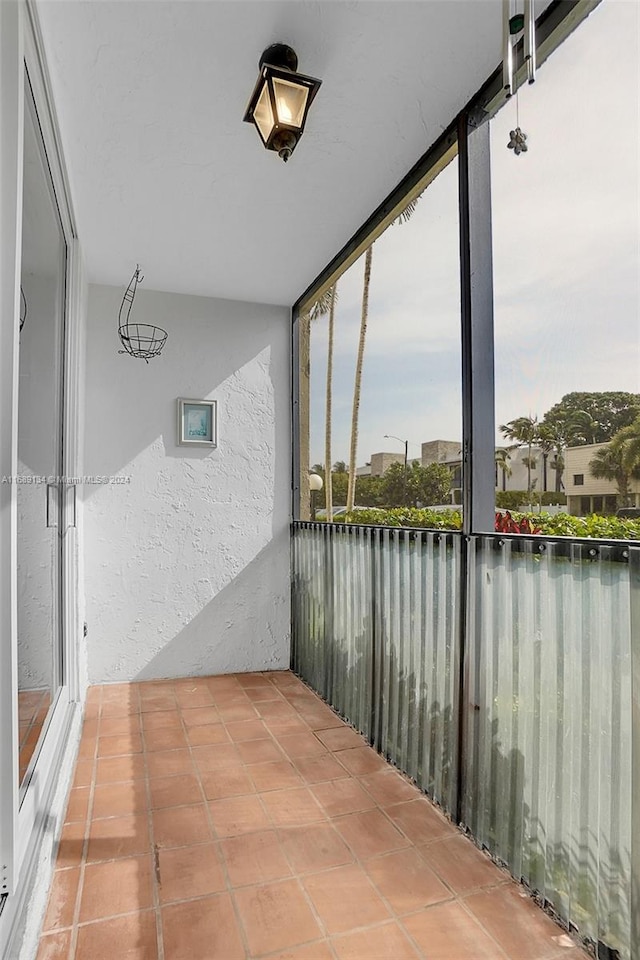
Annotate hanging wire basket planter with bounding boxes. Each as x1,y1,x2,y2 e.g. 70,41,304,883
118,265,168,362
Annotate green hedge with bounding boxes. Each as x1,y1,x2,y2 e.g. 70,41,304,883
495,491,567,510
334,508,463,529
495,491,527,511
332,507,640,540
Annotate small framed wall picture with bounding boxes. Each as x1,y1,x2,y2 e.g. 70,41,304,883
177,398,217,447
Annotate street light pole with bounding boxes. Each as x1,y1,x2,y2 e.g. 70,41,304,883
309,473,323,521
384,434,409,506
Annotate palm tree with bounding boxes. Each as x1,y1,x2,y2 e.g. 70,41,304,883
346,194,423,513
590,444,640,507
538,422,567,493
500,415,539,498
494,447,513,491
610,414,640,474
347,245,373,512
306,285,339,517
567,409,600,445
550,452,565,492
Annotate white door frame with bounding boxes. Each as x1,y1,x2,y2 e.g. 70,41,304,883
0,1,85,953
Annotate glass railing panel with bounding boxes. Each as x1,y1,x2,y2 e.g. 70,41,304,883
464,536,632,959
291,523,326,694
292,523,462,815
372,528,461,811
327,526,374,739
292,524,375,737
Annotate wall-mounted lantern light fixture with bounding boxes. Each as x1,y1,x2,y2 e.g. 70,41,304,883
243,43,322,162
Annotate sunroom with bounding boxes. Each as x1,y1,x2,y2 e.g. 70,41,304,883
0,1,637,959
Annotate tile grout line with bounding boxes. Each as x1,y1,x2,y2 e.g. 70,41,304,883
290,674,584,960
455,889,518,960
174,675,255,960
271,678,496,960
256,675,340,960
291,686,505,957
38,672,591,960
258,680,337,957
64,686,101,960
218,677,320,959
191,673,338,959
298,690,451,960
138,682,168,960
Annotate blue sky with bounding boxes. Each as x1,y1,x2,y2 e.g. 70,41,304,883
309,0,639,468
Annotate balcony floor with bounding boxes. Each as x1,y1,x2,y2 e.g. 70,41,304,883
38,672,588,960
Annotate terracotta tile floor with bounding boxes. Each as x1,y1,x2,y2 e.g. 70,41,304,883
37,672,589,960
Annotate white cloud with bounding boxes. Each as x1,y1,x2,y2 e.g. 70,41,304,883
310,0,639,466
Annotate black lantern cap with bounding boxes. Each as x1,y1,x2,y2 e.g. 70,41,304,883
259,43,298,72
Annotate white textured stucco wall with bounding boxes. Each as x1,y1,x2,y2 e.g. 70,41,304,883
84,284,291,683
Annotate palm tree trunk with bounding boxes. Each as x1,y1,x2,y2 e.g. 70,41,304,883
617,472,631,507
347,246,373,513
527,440,532,498
324,284,336,519
555,448,563,493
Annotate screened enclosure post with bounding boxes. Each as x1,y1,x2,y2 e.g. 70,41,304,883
291,312,310,520
369,527,380,750
289,525,296,670
457,112,495,535
323,524,333,701
453,534,470,825
630,545,640,960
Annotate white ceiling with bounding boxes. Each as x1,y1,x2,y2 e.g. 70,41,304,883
36,0,520,306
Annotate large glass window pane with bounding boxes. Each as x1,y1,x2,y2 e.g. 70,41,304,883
491,0,639,535
302,150,462,528
17,86,67,793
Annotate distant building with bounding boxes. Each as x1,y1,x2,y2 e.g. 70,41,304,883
424,440,551,501
565,443,640,515
369,451,405,477
421,440,461,466
356,438,558,504
494,445,549,493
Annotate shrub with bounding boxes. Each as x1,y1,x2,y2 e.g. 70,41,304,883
495,511,541,535
331,508,640,540
496,491,568,510
495,491,527,510
539,492,567,506
342,508,463,530
527,512,640,539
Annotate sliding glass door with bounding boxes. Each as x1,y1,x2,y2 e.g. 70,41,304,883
0,11,81,952
17,81,68,798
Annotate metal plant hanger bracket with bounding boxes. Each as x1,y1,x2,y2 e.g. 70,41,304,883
117,264,168,362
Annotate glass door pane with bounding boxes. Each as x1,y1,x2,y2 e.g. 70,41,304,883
17,85,67,793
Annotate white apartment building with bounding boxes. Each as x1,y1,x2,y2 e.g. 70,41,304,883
565,444,640,515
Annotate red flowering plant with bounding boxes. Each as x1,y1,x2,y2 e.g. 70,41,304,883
494,511,542,535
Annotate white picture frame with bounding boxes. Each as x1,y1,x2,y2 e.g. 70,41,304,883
177,398,217,447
